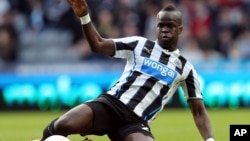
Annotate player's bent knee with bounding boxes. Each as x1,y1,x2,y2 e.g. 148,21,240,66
54,116,74,133
54,104,94,135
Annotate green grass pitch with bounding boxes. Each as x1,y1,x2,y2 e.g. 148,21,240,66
0,108,249,141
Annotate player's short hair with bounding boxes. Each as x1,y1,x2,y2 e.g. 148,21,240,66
159,3,182,25
161,3,178,12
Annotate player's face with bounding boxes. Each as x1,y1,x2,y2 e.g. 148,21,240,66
156,11,183,48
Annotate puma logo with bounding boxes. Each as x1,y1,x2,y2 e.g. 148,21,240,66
143,46,152,54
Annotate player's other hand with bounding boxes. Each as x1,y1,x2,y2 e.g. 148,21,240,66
67,0,89,17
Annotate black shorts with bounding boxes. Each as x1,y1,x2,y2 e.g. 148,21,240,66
85,94,154,141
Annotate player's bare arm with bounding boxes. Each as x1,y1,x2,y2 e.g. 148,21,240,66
67,0,115,56
188,99,214,141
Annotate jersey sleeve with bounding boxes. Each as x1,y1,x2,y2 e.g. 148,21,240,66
111,36,144,59
180,67,203,100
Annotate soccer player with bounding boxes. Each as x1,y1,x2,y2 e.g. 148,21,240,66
38,0,215,141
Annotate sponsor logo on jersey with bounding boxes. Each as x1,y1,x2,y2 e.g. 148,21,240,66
141,58,177,84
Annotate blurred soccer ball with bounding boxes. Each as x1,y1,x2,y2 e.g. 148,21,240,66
44,135,70,141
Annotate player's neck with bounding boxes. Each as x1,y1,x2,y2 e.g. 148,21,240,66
157,41,177,52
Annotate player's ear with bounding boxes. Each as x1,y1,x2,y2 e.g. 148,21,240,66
178,26,183,34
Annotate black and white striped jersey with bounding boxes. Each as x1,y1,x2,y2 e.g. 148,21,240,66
107,36,202,124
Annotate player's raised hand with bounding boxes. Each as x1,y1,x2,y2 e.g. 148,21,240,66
67,0,89,17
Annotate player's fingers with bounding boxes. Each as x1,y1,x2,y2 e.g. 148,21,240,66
67,0,88,16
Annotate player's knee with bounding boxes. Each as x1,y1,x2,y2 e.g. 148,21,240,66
53,104,94,135
55,115,87,135
54,116,76,133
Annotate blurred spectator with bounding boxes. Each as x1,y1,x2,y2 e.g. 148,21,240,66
232,30,250,60
75,38,108,60
217,4,246,38
96,9,114,37
106,26,121,38
0,0,10,25
43,0,71,29
228,42,241,60
0,25,18,63
122,21,139,36
190,0,212,39
43,0,82,43
29,0,44,33
206,0,220,35
196,25,217,52
217,28,233,58
179,37,205,63
142,0,161,40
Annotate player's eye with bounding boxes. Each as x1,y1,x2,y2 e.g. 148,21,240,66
166,23,175,28
157,23,163,28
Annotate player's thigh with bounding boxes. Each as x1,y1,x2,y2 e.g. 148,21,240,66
124,133,154,141
108,122,154,141
55,103,94,134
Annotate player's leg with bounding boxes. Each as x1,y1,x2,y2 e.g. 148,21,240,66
41,103,94,141
124,133,154,141
108,123,154,141
54,103,94,135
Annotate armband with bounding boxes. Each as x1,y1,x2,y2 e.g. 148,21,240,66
206,138,214,141
80,13,91,25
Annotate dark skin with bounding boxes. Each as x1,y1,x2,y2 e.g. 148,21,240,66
156,10,183,51
49,0,214,141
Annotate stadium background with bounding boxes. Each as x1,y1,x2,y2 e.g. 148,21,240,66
0,0,250,141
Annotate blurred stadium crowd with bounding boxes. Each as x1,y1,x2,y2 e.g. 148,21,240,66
0,0,250,64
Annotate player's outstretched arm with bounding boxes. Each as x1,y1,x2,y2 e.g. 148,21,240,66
188,99,214,141
67,0,115,56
